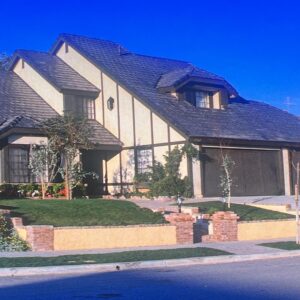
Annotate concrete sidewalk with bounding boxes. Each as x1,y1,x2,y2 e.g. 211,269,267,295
0,238,293,258
130,195,296,210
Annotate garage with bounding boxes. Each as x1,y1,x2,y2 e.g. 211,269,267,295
202,147,285,197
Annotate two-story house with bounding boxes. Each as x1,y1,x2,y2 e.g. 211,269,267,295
0,33,300,197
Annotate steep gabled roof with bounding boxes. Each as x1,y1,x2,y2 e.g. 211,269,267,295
0,70,57,123
50,34,300,145
0,70,121,148
9,50,99,97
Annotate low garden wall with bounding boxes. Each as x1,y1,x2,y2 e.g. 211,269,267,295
54,225,176,251
12,213,194,251
238,219,296,241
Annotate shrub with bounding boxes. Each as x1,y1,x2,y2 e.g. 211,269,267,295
0,214,29,252
135,144,198,198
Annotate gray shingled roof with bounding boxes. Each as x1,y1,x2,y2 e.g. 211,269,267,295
0,70,121,147
50,33,300,145
10,50,99,97
0,70,57,124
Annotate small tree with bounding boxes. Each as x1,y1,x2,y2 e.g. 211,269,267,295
29,142,61,199
42,115,95,200
220,153,235,208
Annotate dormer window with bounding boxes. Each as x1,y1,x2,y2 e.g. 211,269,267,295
195,91,210,108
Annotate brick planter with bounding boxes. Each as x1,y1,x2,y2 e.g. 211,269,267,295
202,211,239,242
165,213,194,244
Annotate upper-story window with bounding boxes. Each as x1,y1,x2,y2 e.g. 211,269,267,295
184,90,212,108
195,91,210,108
64,95,95,119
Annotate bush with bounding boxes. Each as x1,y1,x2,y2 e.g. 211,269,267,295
0,214,29,252
135,144,198,198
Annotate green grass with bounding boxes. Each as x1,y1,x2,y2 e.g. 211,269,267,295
0,199,166,227
259,241,300,250
0,247,231,268
184,201,293,221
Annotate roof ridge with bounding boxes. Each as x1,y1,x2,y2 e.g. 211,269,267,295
60,33,122,47
133,52,190,64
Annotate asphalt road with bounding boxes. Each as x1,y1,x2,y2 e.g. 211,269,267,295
1,257,300,299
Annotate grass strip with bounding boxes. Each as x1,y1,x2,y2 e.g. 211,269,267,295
0,247,231,268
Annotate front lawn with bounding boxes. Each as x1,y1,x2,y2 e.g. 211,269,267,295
259,241,300,250
0,199,166,227
184,201,293,221
0,247,231,268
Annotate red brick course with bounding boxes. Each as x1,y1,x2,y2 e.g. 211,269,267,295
165,213,194,244
26,226,54,251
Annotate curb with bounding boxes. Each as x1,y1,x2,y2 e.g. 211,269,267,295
1,250,300,277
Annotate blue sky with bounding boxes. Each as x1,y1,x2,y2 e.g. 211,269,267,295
1,0,299,115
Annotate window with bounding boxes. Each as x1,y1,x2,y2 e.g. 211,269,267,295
8,146,31,183
195,91,210,108
64,96,95,119
136,148,153,174
83,98,95,119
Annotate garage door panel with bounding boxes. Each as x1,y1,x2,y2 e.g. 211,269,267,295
203,148,284,197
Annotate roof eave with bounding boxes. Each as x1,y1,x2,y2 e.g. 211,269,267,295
189,136,300,149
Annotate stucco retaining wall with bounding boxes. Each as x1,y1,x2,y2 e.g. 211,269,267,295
53,224,177,251
238,219,296,240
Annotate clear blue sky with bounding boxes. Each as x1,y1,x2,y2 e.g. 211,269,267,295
1,0,299,115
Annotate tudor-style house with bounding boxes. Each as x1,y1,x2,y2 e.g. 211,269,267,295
0,33,300,197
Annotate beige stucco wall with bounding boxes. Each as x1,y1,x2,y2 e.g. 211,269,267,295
170,127,185,142
13,59,64,114
152,113,168,144
134,98,152,145
8,135,47,145
54,224,177,251
102,73,119,138
56,43,103,123
119,86,134,147
238,219,296,241
121,149,135,183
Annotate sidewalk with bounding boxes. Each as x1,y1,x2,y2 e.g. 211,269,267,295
0,238,293,258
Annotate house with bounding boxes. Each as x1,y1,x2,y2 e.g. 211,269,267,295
0,33,300,197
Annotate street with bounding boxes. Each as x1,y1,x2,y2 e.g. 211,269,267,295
0,256,300,299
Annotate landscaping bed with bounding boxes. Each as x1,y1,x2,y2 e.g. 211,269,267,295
0,247,231,268
0,199,166,227
259,241,300,250
184,201,293,221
